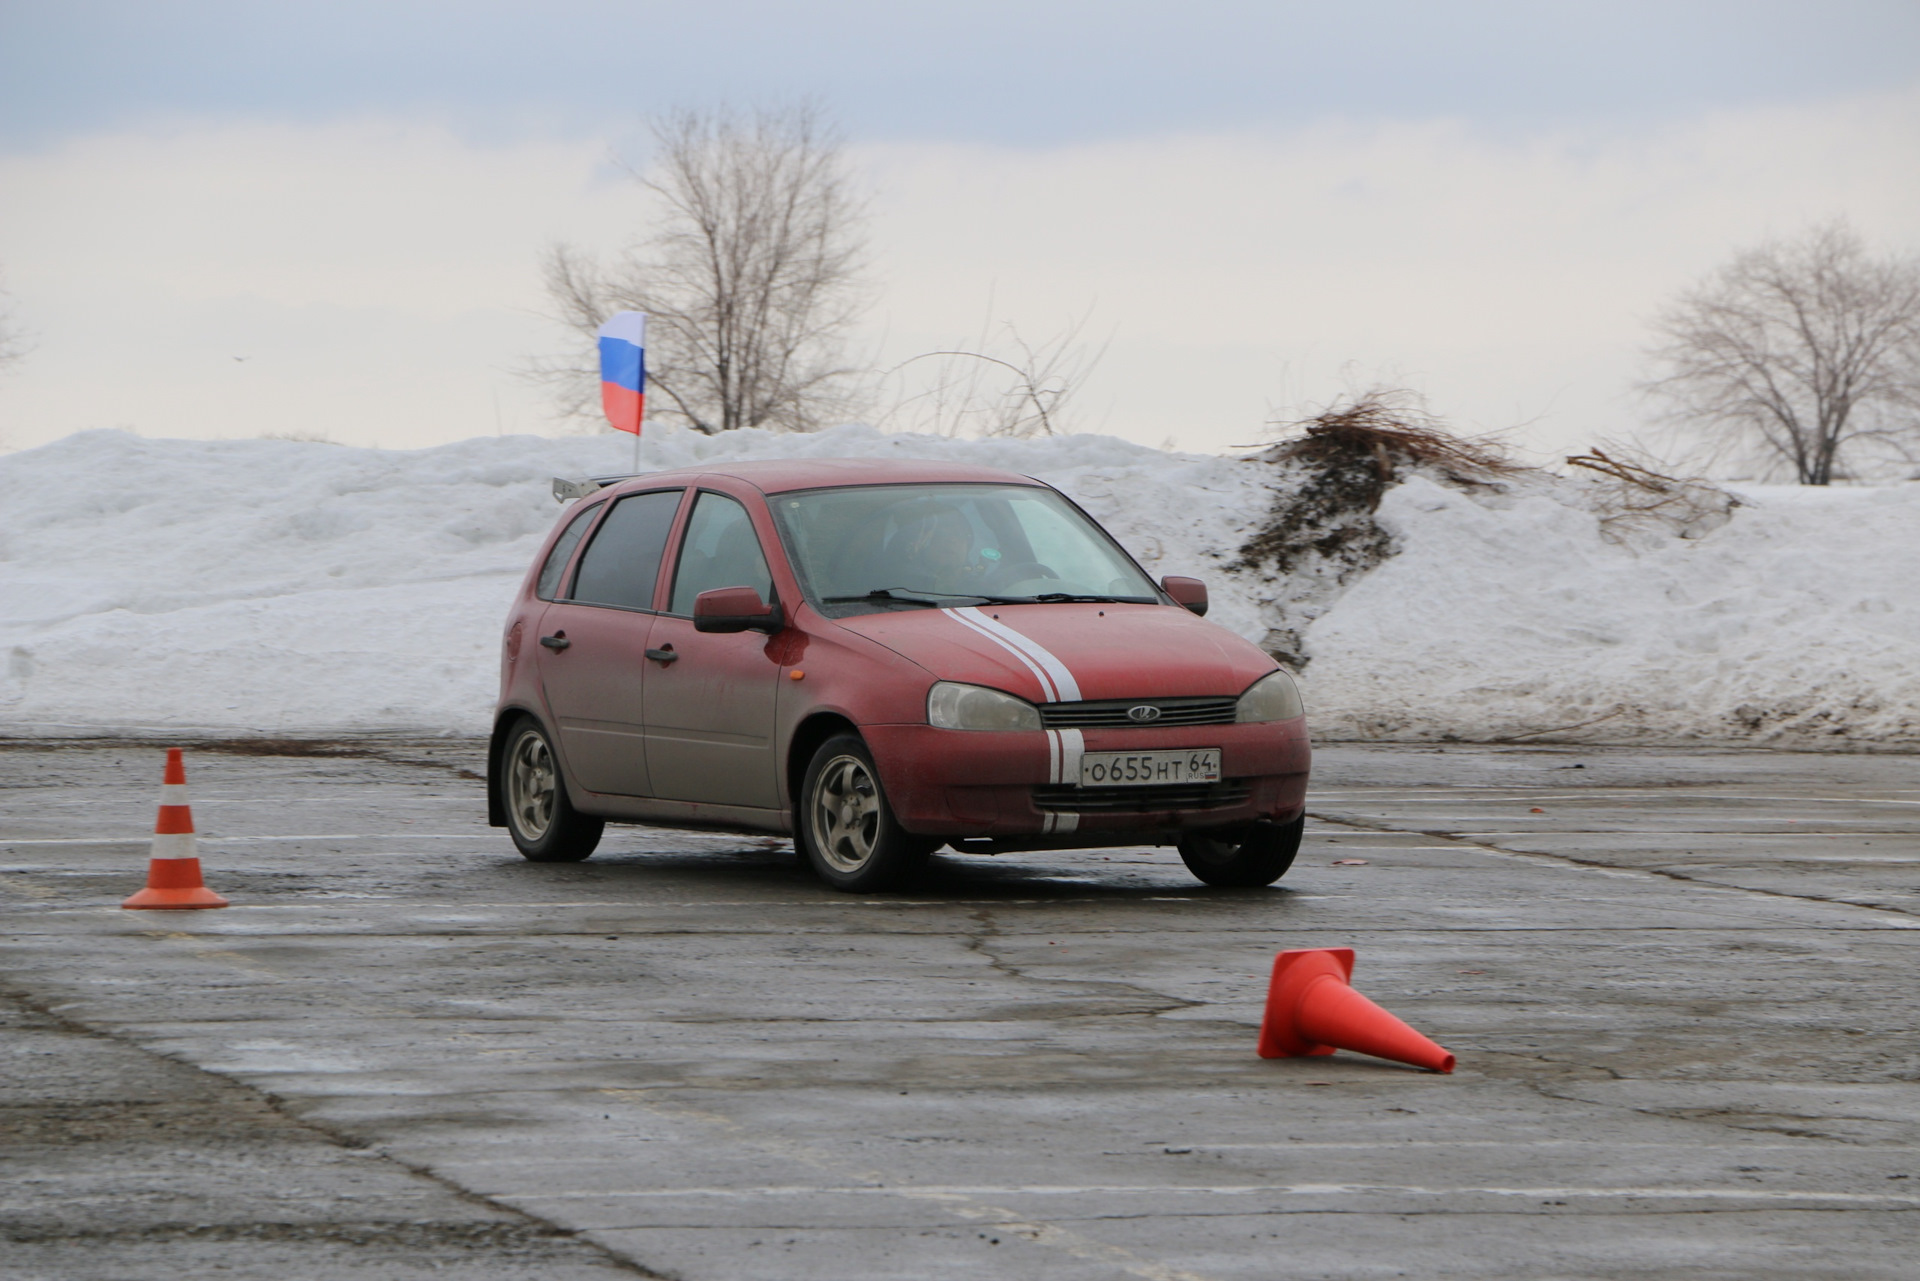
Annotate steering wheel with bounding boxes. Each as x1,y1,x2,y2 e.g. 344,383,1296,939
988,560,1062,592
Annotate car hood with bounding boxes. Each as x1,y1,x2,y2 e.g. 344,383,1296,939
832,602,1274,704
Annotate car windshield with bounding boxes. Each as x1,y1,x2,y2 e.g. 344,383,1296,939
770,483,1160,618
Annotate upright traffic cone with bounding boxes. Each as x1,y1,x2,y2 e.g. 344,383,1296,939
1257,947,1452,1073
122,748,228,910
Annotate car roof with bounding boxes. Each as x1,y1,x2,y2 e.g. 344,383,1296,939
606,456,1049,496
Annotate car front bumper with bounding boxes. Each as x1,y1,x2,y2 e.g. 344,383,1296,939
863,719,1311,839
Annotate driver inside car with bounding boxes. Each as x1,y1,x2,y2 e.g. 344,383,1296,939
892,504,1004,596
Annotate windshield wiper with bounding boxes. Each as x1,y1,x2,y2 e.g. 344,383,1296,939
821,588,1155,609
1032,592,1154,603
970,592,1156,605
820,588,987,609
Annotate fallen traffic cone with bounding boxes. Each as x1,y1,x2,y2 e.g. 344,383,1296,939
1257,947,1452,1073
122,748,228,910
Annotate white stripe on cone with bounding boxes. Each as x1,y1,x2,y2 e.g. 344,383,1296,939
150,831,197,860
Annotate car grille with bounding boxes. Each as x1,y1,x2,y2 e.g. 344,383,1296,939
1039,696,1238,729
1032,780,1253,813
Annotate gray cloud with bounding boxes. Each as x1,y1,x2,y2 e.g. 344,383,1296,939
4,1,1917,149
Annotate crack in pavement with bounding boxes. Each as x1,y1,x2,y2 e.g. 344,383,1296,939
1307,810,1920,1150
961,905,1204,1018
1306,809,1920,923
0,983,666,1277
2,1221,592,1246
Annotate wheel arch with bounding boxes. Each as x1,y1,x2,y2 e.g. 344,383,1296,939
487,706,544,828
786,711,860,816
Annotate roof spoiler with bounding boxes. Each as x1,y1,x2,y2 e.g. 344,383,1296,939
551,475,639,505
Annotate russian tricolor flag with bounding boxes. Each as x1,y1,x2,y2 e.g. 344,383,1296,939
597,311,646,436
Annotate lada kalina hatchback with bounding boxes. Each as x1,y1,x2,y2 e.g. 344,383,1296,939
488,459,1310,891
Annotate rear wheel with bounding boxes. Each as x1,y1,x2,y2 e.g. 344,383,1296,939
799,734,933,892
1177,815,1303,887
502,717,603,863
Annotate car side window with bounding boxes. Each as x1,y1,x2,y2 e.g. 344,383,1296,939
566,489,684,610
534,502,602,601
669,492,774,615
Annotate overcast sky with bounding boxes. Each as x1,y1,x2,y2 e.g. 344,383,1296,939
3,1,1917,459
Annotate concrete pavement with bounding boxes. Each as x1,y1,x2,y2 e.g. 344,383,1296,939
2,740,1916,1278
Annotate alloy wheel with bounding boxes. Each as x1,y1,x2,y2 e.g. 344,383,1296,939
507,730,556,841
811,754,880,873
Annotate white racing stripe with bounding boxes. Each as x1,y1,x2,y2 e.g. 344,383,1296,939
942,608,1086,834
1057,727,1083,782
1040,728,1084,832
943,608,1058,699
946,607,1082,702
1041,727,1084,785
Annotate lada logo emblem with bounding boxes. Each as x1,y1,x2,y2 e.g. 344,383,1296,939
1126,705,1162,723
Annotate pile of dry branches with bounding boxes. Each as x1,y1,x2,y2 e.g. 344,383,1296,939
1231,391,1523,668
1565,447,1741,544
1235,391,1520,575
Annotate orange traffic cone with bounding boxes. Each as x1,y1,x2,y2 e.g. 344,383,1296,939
1257,947,1453,1073
122,748,228,910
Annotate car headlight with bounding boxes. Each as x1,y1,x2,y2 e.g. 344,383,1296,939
927,681,1043,731
1235,669,1304,723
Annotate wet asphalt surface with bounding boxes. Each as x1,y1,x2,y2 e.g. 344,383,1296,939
1,739,1917,1280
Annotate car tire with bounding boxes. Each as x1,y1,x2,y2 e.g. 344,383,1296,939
1177,815,1303,887
501,717,604,863
799,734,933,892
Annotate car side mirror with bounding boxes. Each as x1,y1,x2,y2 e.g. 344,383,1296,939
693,586,785,634
1162,576,1208,616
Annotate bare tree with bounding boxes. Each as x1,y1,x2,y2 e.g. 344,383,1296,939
1643,220,1920,484
877,312,1108,439
533,103,869,434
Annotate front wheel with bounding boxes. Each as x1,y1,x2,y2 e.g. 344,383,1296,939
502,717,604,863
799,734,933,892
1177,815,1303,887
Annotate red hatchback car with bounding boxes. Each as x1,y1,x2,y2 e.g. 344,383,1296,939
488,458,1310,891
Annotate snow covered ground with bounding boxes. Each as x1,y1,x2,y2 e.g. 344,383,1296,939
2,426,1916,747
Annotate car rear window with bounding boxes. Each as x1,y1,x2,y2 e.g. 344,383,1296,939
567,489,683,610
534,502,601,601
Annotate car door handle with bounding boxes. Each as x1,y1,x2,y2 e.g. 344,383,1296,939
645,646,678,664
540,633,570,651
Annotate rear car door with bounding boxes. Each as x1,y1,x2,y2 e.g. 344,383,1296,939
642,490,783,808
535,487,685,796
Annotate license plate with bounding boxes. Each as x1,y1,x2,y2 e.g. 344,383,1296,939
1079,749,1221,787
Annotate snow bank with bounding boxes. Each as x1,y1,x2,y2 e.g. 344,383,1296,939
1302,476,1920,745
2,426,1916,746
0,426,1263,738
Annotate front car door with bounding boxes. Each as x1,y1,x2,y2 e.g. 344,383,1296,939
643,489,784,809
535,487,685,796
